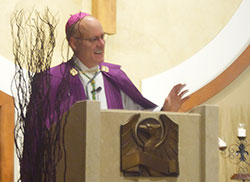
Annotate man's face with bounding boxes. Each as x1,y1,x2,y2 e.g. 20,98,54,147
70,16,105,68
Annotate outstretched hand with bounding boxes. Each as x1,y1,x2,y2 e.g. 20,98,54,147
162,83,189,112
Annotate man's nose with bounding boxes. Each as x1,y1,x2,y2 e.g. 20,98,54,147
97,38,105,46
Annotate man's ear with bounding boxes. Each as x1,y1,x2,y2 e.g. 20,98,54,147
69,37,78,52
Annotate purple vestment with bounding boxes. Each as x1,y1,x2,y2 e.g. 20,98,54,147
21,59,156,181
45,59,156,124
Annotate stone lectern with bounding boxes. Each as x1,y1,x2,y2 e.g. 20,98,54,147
56,100,218,182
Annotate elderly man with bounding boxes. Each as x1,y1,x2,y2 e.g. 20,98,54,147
54,12,188,112
20,12,189,182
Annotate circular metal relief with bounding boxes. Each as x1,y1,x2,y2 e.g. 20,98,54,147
133,118,166,149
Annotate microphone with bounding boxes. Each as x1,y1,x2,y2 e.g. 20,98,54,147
91,87,102,93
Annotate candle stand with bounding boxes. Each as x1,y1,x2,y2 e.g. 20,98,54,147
220,136,250,182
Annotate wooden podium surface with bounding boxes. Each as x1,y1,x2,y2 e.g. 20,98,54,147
56,101,219,182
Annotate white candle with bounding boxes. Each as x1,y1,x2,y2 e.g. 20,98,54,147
238,123,246,137
218,137,227,148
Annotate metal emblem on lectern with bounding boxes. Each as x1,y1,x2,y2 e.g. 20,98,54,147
120,114,179,177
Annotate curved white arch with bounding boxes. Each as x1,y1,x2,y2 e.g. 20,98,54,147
142,0,250,107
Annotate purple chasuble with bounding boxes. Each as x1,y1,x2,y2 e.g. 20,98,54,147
36,59,156,127
21,59,157,182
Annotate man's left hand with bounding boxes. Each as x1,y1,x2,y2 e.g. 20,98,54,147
162,83,189,112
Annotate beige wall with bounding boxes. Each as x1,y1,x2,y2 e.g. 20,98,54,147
205,66,250,182
1,0,242,86
105,0,242,88
1,0,249,182
0,0,243,83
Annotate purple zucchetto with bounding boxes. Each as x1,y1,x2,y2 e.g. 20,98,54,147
65,12,90,40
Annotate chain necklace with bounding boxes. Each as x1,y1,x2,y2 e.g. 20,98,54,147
74,63,101,100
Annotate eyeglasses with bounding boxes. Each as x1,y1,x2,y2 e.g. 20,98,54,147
73,33,108,43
